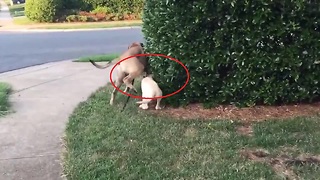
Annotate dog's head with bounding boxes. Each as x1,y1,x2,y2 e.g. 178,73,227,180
128,42,144,49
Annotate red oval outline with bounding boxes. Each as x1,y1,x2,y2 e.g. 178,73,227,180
109,53,190,100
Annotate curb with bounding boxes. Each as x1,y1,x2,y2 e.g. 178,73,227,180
0,26,142,32
0,59,77,77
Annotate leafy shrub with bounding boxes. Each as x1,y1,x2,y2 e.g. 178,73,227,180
78,11,91,16
81,0,144,14
25,0,63,22
95,13,107,21
105,13,115,21
81,0,107,9
65,11,139,22
62,0,90,10
91,5,112,14
142,0,320,107
78,15,88,22
66,15,78,22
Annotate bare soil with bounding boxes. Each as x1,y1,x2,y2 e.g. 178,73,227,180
240,148,320,180
236,124,254,136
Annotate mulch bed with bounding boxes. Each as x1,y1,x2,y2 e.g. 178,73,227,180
147,101,320,122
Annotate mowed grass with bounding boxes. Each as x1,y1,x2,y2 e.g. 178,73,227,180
74,53,120,62
8,4,25,17
0,83,12,116
12,16,37,25
63,85,320,179
12,16,142,29
38,21,143,29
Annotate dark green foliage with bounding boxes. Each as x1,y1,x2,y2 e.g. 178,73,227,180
36,0,144,19
142,0,320,107
81,0,108,9
25,0,63,22
80,0,144,14
62,0,90,11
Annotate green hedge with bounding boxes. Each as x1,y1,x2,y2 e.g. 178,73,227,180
67,0,144,14
62,0,90,11
25,0,63,22
25,0,144,21
142,0,320,107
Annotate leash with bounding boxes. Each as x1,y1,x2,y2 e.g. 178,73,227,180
121,79,135,112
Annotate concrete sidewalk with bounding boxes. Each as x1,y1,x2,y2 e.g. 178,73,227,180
0,0,13,27
0,60,108,180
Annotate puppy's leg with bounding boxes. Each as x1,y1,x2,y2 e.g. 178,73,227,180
155,98,162,110
155,91,163,110
136,99,152,110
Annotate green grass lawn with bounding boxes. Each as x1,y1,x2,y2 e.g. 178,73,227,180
63,85,320,179
12,16,143,29
39,21,143,29
12,16,36,25
74,53,120,62
0,83,12,116
8,3,25,17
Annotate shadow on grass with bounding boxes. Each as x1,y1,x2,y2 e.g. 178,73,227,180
63,84,320,179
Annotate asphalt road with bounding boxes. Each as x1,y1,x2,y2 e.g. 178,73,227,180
0,28,144,73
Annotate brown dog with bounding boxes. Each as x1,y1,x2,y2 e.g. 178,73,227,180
89,42,149,105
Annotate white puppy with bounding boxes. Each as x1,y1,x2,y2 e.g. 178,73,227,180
136,74,162,110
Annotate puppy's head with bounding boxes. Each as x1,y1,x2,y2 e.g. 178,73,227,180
145,73,154,79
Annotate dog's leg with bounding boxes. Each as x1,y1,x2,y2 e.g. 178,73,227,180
124,86,130,93
110,78,123,105
123,71,142,93
123,76,137,93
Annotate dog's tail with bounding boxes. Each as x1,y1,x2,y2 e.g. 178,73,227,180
89,57,119,69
